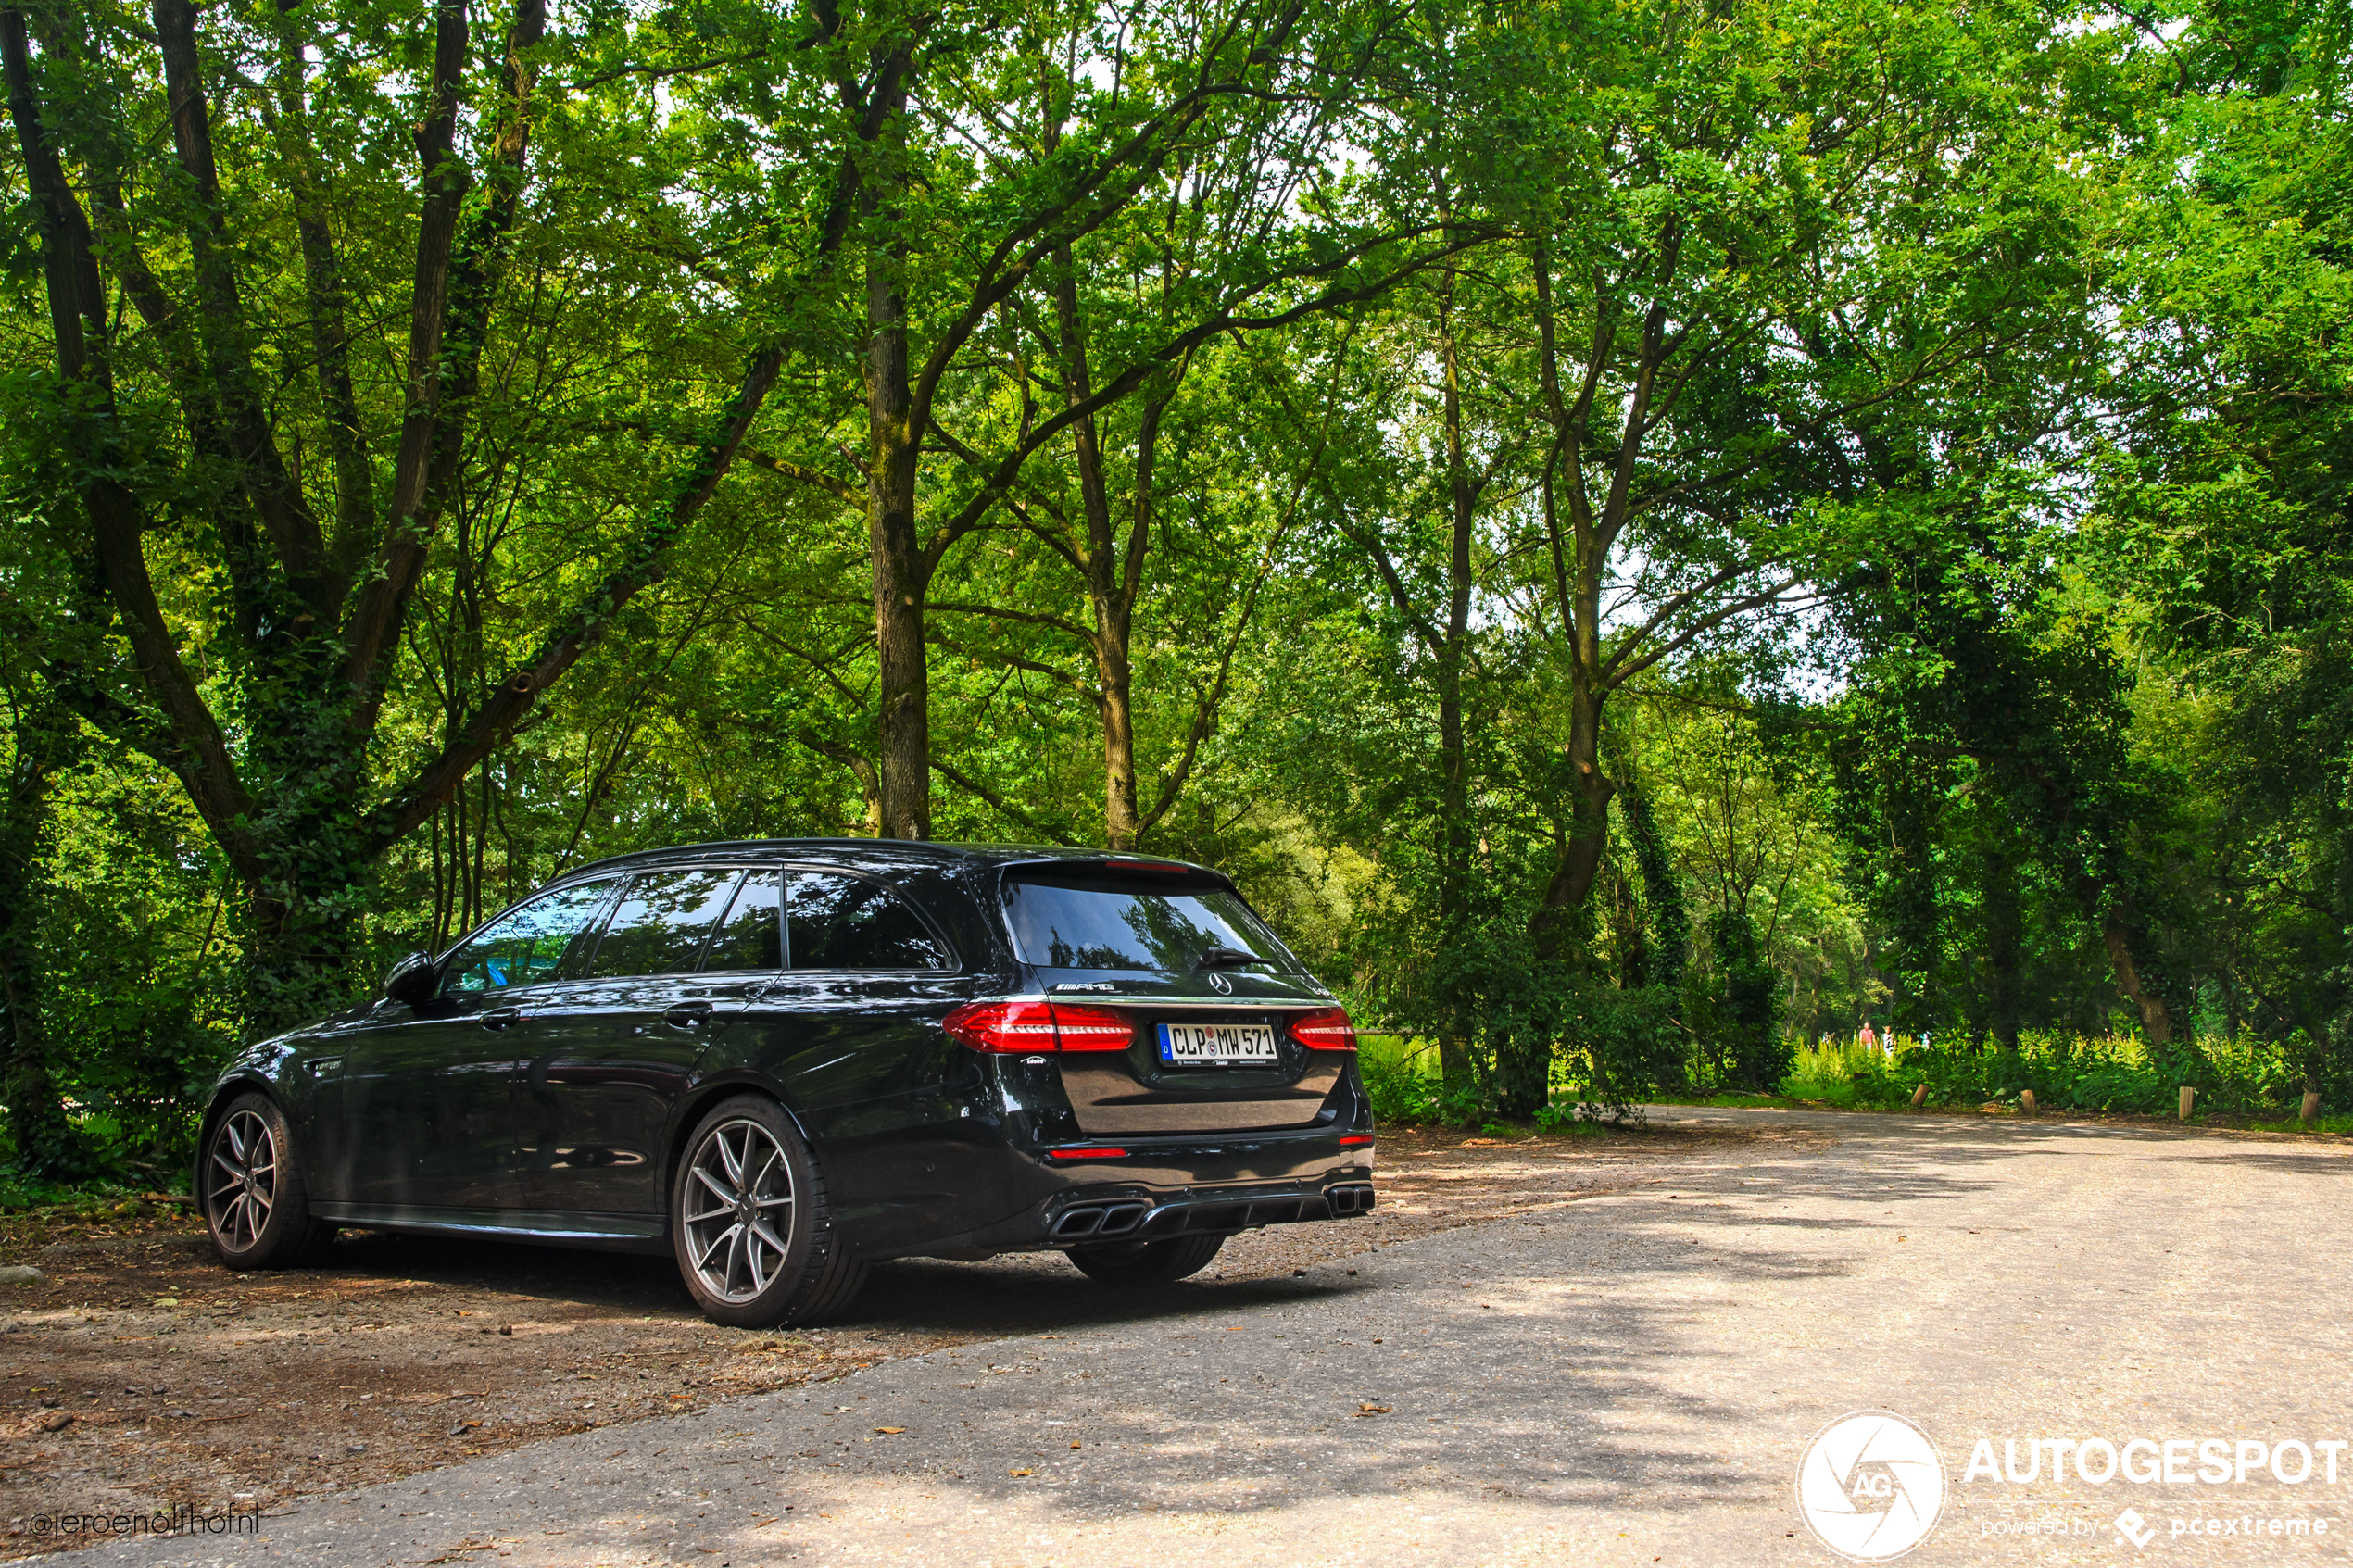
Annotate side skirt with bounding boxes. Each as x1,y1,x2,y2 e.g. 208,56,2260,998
311,1202,671,1256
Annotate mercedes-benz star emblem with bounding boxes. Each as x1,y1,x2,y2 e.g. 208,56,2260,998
1208,972,1232,994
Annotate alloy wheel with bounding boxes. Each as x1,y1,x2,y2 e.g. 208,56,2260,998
682,1119,797,1303
207,1109,278,1252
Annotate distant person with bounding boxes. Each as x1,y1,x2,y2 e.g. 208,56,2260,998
1858,1022,1878,1053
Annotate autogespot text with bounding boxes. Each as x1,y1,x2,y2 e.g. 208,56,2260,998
1963,1436,2350,1486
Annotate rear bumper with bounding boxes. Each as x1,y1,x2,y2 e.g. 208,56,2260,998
1045,1177,1377,1244
900,1131,1377,1259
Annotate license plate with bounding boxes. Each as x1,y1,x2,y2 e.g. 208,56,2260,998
1157,1022,1279,1065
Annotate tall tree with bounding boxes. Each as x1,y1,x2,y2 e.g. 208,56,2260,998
749,0,1466,837
2,0,824,1026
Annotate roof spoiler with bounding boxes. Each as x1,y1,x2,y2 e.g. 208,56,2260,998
998,856,1234,889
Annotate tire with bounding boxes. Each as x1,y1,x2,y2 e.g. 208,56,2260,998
200,1092,333,1269
1066,1233,1226,1286
671,1095,866,1328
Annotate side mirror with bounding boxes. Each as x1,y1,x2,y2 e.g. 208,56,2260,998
384,950,440,1007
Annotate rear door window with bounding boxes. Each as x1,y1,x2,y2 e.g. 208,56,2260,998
789,873,951,971
1000,872,1294,972
582,869,743,979
701,870,784,971
440,880,616,995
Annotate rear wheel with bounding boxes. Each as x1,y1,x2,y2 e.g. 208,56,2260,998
201,1093,333,1269
672,1095,866,1328
1066,1233,1225,1286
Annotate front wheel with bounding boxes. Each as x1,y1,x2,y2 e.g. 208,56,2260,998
201,1093,333,1269
1067,1233,1226,1286
672,1096,866,1328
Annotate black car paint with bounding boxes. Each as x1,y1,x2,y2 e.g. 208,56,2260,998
196,841,1375,1263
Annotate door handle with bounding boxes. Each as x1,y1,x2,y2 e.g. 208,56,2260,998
480,1007,522,1030
663,1000,715,1029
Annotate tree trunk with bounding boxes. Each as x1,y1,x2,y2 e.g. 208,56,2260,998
1432,271,1478,1099
862,57,928,842
1098,639,1142,850
1617,771,1688,994
2101,909,2178,1047
1051,245,1150,851
1533,678,1615,959
0,689,78,1176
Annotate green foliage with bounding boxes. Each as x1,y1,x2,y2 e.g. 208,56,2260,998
1703,909,1791,1091
0,1171,180,1214
2,0,2348,1154
1784,1032,2313,1119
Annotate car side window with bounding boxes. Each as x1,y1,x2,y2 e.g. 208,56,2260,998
700,870,783,971
582,869,743,979
789,872,951,971
440,880,615,996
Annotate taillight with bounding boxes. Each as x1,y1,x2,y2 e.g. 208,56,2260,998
1046,1003,1133,1051
943,1000,1058,1052
1290,1006,1357,1050
942,1000,1134,1053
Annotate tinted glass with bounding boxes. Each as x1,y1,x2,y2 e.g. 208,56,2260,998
702,870,783,971
441,881,615,995
790,873,950,971
582,869,742,979
1000,874,1291,972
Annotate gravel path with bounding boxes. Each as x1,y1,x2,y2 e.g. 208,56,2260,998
48,1107,2353,1567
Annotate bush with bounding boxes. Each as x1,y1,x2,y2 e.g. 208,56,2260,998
1554,981,1684,1123
1779,1030,2320,1118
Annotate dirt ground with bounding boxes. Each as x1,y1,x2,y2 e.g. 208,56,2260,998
0,1120,1823,1556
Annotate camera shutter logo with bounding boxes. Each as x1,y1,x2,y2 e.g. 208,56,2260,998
1795,1410,1947,1561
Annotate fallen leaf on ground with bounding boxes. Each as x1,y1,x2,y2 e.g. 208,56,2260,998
1009,1468,1034,1477
1356,1404,1391,1416
874,1426,905,1434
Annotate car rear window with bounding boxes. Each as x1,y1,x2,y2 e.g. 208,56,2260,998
1000,871,1294,973
791,872,952,970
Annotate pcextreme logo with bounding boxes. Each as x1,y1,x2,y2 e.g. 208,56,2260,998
1796,1410,1949,1562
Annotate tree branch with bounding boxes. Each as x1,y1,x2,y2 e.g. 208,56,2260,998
929,757,1078,845
356,340,787,856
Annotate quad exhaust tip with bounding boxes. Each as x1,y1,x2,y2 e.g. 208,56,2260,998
1050,1200,1150,1240
1051,1185,1375,1242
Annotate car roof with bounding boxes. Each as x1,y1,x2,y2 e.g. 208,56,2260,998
556,838,1222,884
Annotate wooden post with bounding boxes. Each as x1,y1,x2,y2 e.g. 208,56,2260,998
2179,1085,2196,1122
2302,1090,2322,1130
2020,1089,2037,1118
1909,1084,1928,1110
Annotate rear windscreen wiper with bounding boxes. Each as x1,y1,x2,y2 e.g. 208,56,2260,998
1195,946,1270,971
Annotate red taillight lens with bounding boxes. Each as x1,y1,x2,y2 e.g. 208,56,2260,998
943,1000,1059,1052
1290,1006,1357,1050
942,1000,1134,1053
1047,1147,1129,1160
1046,1002,1134,1051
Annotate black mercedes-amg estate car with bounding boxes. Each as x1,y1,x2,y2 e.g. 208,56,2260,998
196,841,1376,1324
